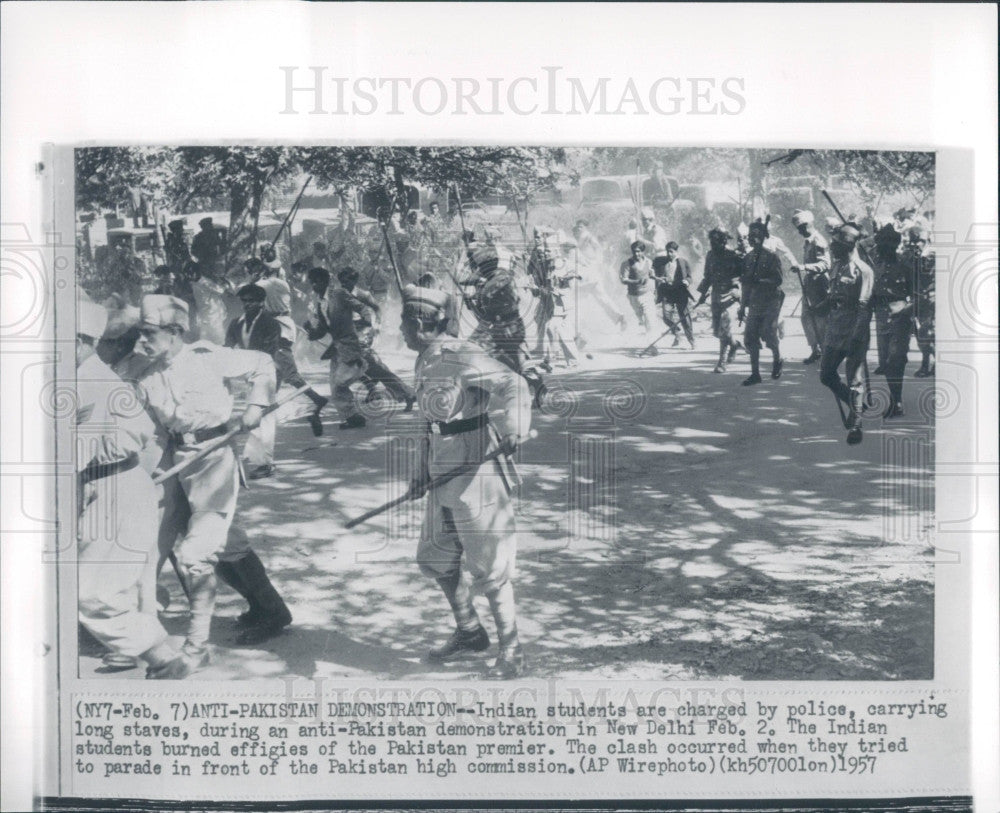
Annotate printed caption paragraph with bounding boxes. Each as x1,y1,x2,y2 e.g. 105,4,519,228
67,687,966,798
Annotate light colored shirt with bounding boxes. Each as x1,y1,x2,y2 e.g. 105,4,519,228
121,342,275,435
76,353,158,474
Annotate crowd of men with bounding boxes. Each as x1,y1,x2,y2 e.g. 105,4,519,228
75,194,936,680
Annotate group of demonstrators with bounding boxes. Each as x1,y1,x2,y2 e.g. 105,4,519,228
75,195,935,680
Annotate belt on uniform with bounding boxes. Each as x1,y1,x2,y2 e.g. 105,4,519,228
79,452,139,485
168,423,229,447
431,413,489,436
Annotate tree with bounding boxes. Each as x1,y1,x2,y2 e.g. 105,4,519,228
301,146,570,215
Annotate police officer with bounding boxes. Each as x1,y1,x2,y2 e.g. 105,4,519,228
789,210,831,364
190,217,223,279
818,226,875,444
400,285,532,679
905,227,935,378
695,229,742,373
738,221,785,386
76,297,187,679
119,295,290,668
461,233,546,406
870,225,915,417
529,227,580,370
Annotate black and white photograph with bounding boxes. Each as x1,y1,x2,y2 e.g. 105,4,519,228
2,3,996,811
72,145,937,683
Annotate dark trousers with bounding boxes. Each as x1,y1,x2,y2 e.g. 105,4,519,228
363,350,414,402
820,312,869,425
662,299,694,343
274,339,325,407
880,310,913,404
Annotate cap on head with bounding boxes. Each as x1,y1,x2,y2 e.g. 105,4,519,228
708,228,731,243
402,284,449,321
104,306,141,340
168,219,185,231
748,221,768,238
736,223,750,237
78,298,108,341
140,294,190,332
199,217,213,228
908,226,930,243
824,216,841,231
833,224,861,246
237,283,266,302
791,209,814,227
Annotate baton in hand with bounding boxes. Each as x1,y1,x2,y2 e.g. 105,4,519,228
152,383,314,486
344,429,537,529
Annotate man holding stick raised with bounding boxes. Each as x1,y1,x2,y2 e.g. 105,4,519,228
119,294,291,670
818,225,875,445
398,284,533,679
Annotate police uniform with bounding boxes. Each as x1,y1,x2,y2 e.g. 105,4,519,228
403,286,531,679
740,236,785,383
119,295,288,662
791,210,831,360
463,240,545,403
529,230,579,368
165,221,190,272
697,233,742,372
871,227,914,415
819,228,874,443
906,232,935,377
76,299,181,676
190,219,223,278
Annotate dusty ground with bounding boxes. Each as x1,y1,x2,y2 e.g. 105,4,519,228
80,295,936,682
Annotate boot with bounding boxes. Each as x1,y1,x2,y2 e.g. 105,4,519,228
428,626,490,661
339,414,366,430
182,569,218,660
143,641,192,680
484,583,525,680
306,393,327,437
913,353,931,377
803,349,821,364
215,559,263,627
230,551,292,646
846,420,864,445
428,572,487,661
485,643,526,680
713,342,727,374
771,356,784,379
